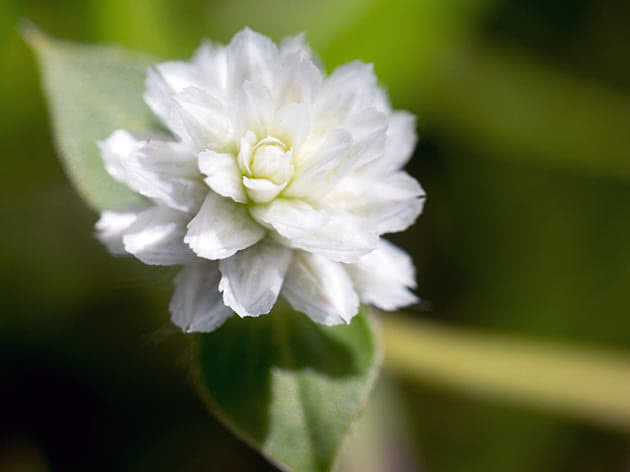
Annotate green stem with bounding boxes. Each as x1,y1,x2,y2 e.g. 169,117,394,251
381,314,630,430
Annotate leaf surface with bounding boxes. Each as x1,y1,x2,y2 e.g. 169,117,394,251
197,306,382,472
26,26,157,211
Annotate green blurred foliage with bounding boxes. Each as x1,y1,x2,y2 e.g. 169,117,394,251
2,0,630,471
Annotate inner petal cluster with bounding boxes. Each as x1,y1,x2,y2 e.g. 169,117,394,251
237,132,294,203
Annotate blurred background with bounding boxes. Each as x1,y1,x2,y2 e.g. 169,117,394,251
1,0,630,470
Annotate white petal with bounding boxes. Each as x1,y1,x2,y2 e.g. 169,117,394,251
237,131,257,175
95,210,138,255
282,252,359,325
285,128,352,199
173,87,234,151
144,69,188,141
170,261,233,333
293,128,351,176
249,199,328,239
184,192,265,260
273,50,323,107
327,171,425,234
271,102,312,151
100,129,144,180
368,172,425,234
385,111,417,170
366,111,417,175
239,80,274,134
144,59,222,145
198,150,247,203
123,206,195,266
139,140,207,212
193,41,229,92
219,240,292,318
284,210,378,263
155,61,203,92
314,61,379,127
346,239,418,311
227,27,279,90
373,197,425,235
348,108,388,168
242,177,286,203
139,140,199,179
279,33,315,62
373,86,393,114
99,130,205,213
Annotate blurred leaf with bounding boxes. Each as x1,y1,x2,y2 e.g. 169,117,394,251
429,43,630,180
0,2,16,47
90,0,183,57
319,0,497,103
383,315,630,431
24,25,155,211
195,306,382,472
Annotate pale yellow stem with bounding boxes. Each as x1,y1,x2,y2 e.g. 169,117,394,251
382,314,630,430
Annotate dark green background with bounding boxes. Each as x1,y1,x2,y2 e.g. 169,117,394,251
1,0,630,470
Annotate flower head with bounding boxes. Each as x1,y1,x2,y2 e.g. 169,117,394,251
96,28,425,331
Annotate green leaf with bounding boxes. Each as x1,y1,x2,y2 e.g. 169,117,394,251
24,25,158,211
196,306,382,472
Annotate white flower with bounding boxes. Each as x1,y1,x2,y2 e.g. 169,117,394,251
96,28,425,332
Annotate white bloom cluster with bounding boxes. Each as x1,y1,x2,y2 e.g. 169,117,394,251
96,28,425,332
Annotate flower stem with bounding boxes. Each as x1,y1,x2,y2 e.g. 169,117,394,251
381,314,630,430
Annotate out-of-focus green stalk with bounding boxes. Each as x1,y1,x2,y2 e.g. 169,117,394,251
382,315,630,430
427,43,630,180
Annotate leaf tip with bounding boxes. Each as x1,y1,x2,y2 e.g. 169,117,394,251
19,19,48,50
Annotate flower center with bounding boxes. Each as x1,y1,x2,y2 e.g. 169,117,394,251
250,137,292,185
237,133,295,204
